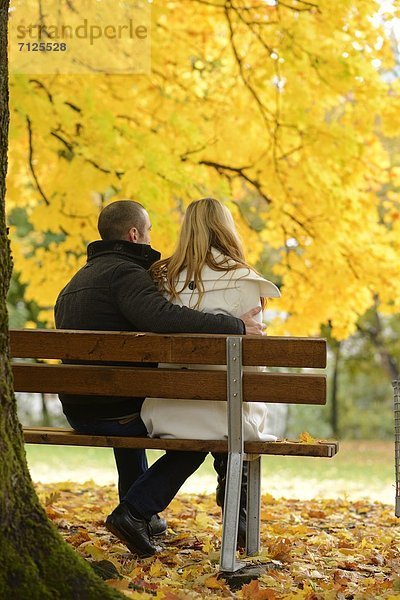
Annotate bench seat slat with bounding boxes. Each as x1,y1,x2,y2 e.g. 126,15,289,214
10,329,327,368
23,427,338,458
13,363,326,404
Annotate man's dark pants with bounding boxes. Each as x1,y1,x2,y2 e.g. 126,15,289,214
65,414,207,519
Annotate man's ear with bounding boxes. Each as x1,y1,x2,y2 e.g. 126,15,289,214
128,227,139,243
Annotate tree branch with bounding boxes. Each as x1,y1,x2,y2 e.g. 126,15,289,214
26,116,50,206
84,158,111,174
198,159,273,203
64,101,81,113
50,130,74,154
28,79,53,103
224,3,275,131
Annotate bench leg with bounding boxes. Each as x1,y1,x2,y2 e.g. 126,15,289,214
246,455,261,556
394,380,400,517
220,452,246,573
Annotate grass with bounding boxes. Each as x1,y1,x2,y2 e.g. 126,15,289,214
25,440,396,505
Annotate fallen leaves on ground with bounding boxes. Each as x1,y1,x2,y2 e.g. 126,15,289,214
34,481,400,599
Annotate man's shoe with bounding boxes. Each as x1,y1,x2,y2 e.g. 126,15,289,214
149,514,167,537
105,502,157,557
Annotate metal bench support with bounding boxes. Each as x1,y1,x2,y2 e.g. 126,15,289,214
220,337,246,572
245,454,261,556
394,380,400,517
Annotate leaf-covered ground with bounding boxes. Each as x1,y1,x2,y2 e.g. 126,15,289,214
35,482,400,599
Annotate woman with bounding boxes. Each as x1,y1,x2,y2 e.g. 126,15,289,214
141,197,281,441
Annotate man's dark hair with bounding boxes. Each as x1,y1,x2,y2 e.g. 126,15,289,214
98,200,146,241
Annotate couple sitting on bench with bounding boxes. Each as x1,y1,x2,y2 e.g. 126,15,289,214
54,197,280,557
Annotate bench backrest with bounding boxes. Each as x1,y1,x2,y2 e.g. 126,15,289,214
10,329,327,405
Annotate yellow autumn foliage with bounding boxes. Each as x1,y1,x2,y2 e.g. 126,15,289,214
7,0,400,339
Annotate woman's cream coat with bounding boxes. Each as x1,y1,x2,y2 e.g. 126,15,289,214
141,250,281,441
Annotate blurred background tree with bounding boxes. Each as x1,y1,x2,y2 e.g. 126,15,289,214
6,0,400,438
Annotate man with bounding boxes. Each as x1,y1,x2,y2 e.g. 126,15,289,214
55,200,263,557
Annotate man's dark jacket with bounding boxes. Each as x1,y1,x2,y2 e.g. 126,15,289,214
54,240,245,419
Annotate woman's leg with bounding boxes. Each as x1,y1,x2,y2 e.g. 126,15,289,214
213,452,247,547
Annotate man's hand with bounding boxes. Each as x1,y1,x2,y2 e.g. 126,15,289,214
240,307,265,336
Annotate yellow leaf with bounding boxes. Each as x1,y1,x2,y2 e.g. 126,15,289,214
204,575,225,590
241,579,277,600
79,541,105,560
107,579,130,590
202,537,213,553
299,431,316,444
149,560,165,578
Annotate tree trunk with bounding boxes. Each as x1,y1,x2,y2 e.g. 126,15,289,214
0,4,122,598
369,310,399,381
357,308,399,382
41,393,51,426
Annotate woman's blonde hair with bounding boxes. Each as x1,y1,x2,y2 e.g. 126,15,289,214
150,197,266,309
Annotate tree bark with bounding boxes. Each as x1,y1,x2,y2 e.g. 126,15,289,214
0,4,122,598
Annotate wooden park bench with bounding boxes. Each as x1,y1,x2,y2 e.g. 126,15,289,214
10,329,338,573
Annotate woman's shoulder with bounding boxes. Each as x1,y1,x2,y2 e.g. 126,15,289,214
208,249,281,297
173,250,280,299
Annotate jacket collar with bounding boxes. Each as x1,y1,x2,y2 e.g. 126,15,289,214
87,240,161,268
